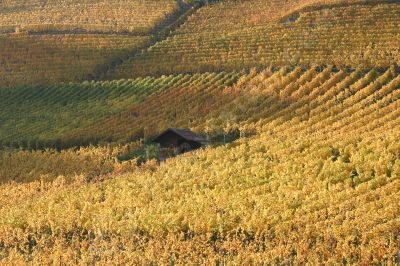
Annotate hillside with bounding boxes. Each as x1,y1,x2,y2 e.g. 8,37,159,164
1,0,400,264
109,0,400,78
0,34,149,87
2,65,399,149
1,67,399,263
0,0,180,34
1,0,400,86
0,0,191,87
0,71,242,148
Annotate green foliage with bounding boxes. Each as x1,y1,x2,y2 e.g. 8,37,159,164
60,71,243,147
117,143,160,165
0,75,195,149
145,144,161,161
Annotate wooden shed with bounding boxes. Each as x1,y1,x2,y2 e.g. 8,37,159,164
153,128,206,154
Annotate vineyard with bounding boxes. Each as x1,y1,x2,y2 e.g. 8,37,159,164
0,143,142,184
1,0,400,264
0,0,180,34
0,0,196,87
0,71,245,149
61,65,400,147
62,71,243,147
0,64,400,263
1,1,400,86
110,1,400,78
0,34,149,87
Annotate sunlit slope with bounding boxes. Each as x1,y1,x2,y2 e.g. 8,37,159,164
0,1,400,263
169,0,395,33
0,0,186,87
0,34,149,87
3,64,399,148
0,70,399,263
0,145,138,184
279,0,400,21
0,0,179,34
1,0,398,87
66,65,400,146
110,2,400,78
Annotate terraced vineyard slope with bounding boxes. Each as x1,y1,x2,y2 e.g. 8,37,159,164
110,1,400,78
0,0,179,34
1,0,400,264
0,34,150,87
0,0,192,86
3,65,400,149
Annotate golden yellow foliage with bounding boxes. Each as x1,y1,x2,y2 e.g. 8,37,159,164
1,64,399,263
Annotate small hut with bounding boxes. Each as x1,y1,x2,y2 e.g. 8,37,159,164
153,128,206,154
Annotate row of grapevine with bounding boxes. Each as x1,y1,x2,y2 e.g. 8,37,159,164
0,143,141,184
0,74,198,148
0,0,179,34
4,65,398,150
0,124,398,264
1,62,400,263
0,33,150,87
110,3,400,78
61,71,244,148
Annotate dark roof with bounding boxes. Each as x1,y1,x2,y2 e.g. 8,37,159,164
154,128,206,143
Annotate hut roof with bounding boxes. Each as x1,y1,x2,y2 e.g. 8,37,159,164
154,128,206,143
